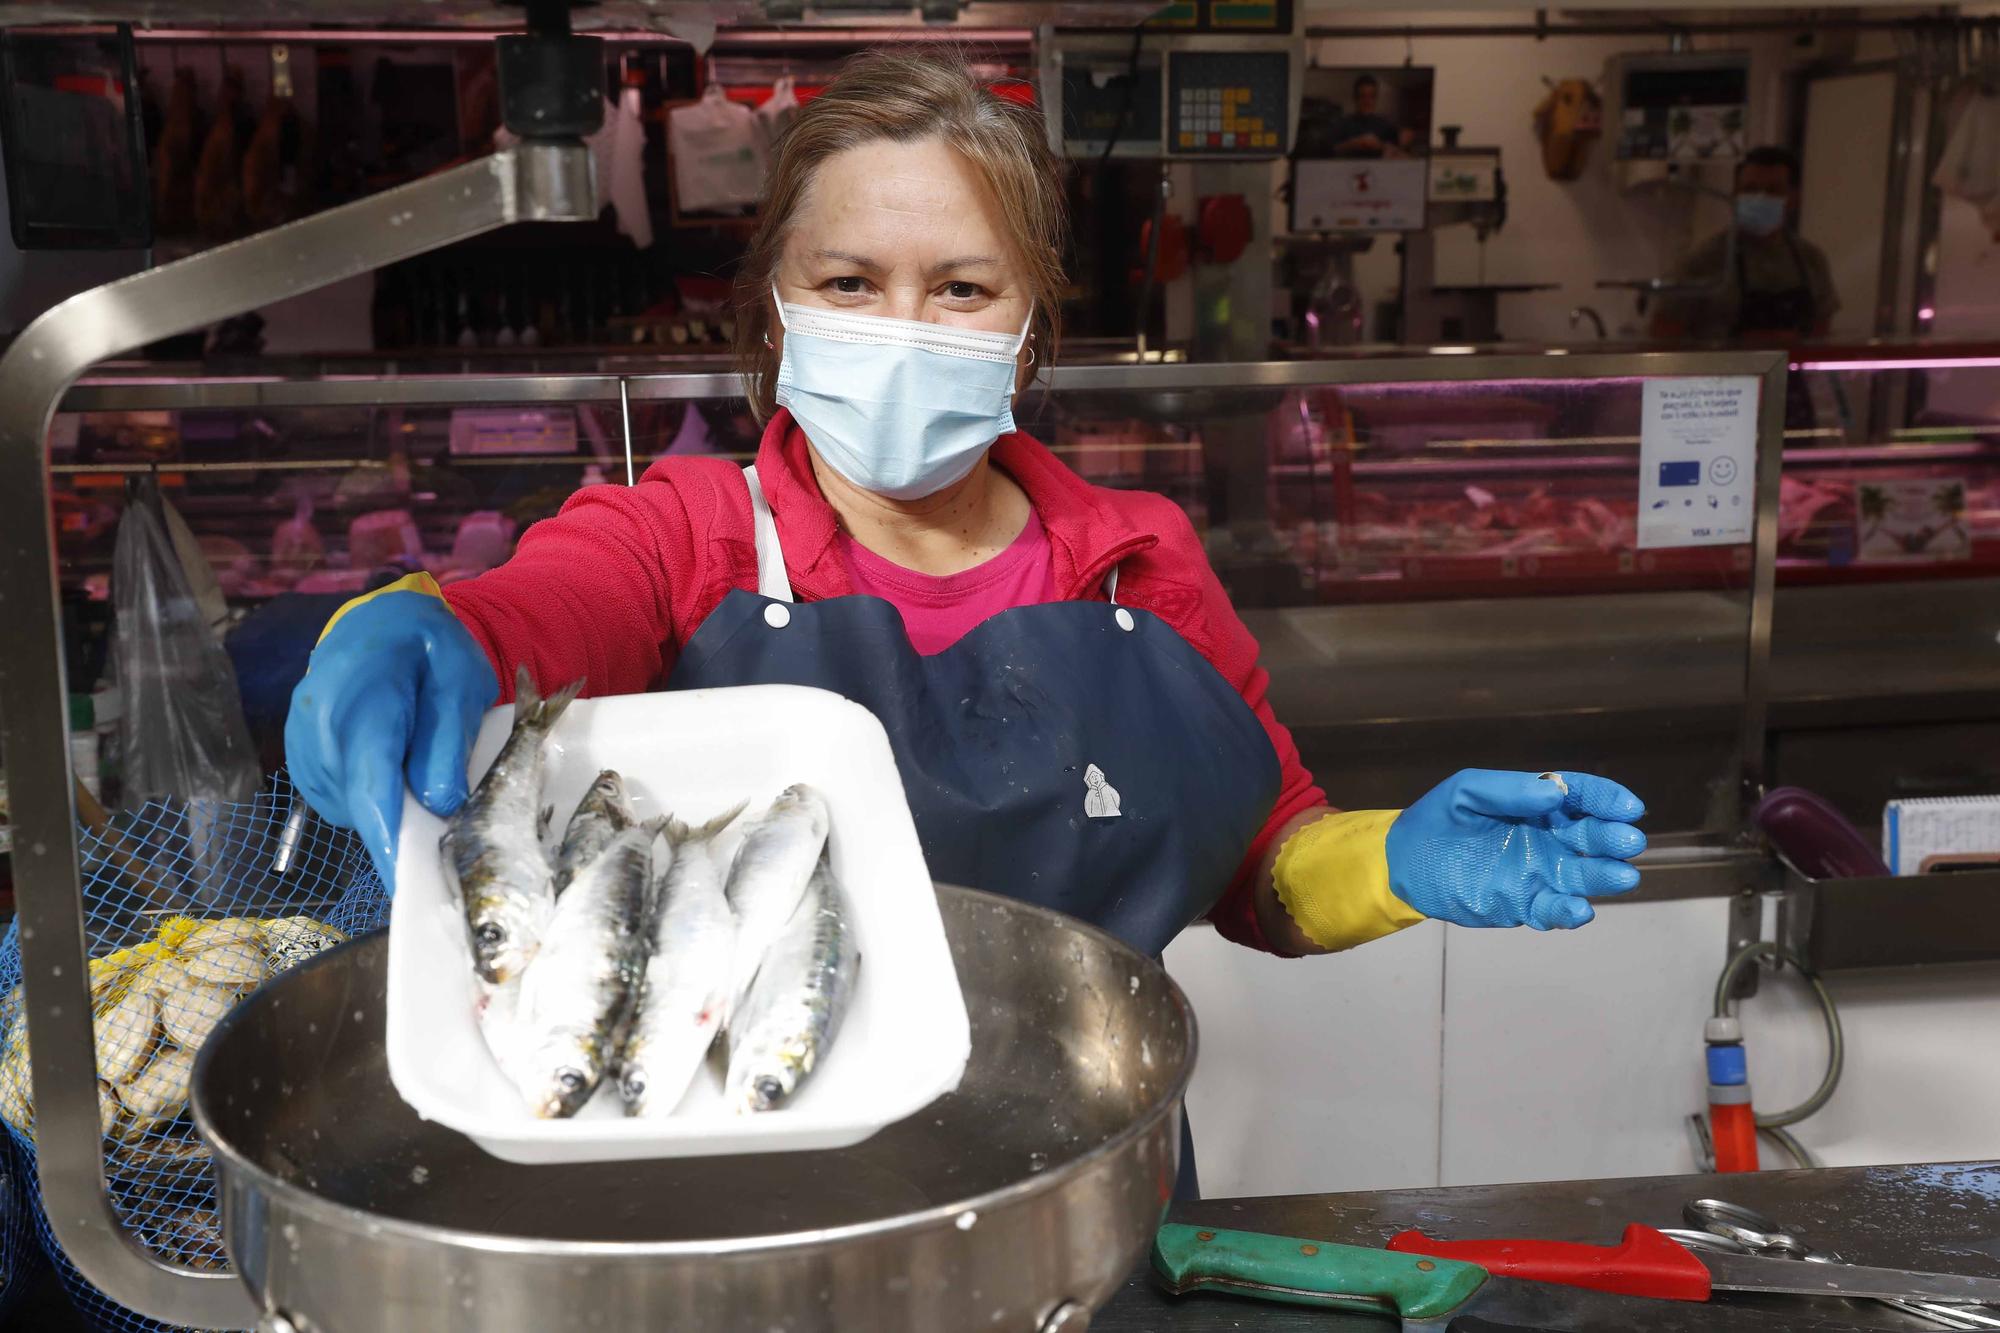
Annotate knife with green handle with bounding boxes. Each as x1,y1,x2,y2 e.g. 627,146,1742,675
1150,1224,1892,1332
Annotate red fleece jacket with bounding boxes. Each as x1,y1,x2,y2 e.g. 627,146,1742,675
444,411,1326,952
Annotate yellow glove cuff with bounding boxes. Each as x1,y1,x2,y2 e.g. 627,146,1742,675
314,570,446,645
1273,809,1425,952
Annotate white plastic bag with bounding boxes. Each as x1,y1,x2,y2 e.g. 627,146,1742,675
112,487,259,813
1934,92,2000,238
754,75,800,158
606,85,655,249
669,83,764,215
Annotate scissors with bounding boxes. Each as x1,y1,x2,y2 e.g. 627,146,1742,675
1668,1199,2000,1331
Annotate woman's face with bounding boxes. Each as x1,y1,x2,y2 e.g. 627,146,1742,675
776,136,1029,336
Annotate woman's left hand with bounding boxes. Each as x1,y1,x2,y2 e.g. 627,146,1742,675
1384,769,1647,930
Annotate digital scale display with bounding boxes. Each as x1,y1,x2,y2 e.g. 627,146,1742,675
1166,49,1290,157
1057,54,1164,158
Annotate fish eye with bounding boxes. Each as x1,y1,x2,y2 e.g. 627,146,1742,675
474,923,505,948
622,1071,646,1097
557,1068,587,1094
753,1075,785,1107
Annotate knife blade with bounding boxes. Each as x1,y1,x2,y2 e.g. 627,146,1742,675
1389,1223,2000,1307
1149,1223,1881,1332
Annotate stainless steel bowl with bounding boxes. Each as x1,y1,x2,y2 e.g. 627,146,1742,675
192,885,1194,1333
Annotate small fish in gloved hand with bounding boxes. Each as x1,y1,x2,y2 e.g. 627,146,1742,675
1272,769,1647,953
440,665,581,984
1384,769,1647,930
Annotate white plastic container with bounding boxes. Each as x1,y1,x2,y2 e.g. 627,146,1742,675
386,684,969,1165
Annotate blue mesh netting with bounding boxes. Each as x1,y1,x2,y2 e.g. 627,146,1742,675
0,770,387,1333
0,1129,45,1321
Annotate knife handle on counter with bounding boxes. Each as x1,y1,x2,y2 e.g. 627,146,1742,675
1387,1223,1713,1302
1154,1223,1489,1319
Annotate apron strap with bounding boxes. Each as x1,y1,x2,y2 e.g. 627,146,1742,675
742,464,796,603
745,461,1117,606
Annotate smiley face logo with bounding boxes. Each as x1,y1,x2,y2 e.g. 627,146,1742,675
1709,456,1739,486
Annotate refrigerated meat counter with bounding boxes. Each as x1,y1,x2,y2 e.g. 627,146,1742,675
39,342,2000,839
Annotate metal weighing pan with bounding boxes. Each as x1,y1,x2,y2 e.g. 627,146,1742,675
191,885,1193,1333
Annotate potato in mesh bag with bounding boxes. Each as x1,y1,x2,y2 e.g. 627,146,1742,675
159,981,239,1050
0,1013,29,1132
93,983,162,1085
181,919,262,955
179,939,267,989
121,1044,196,1132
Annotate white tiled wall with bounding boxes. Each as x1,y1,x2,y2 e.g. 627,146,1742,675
1437,896,1726,1185
1166,900,2000,1199
1164,919,1446,1198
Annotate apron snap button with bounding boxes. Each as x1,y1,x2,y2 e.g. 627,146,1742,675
1114,608,1136,632
764,603,792,629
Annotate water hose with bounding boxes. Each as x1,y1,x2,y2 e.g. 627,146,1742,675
1713,940,1845,1135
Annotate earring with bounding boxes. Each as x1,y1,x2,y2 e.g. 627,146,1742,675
763,332,774,349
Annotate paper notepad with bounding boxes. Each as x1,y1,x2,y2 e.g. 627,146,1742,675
1884,796,2000,875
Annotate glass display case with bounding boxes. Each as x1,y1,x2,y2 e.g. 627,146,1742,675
28,351,1781,862
24,344,2000,926
22,345,1999,917
1778,346,2000,580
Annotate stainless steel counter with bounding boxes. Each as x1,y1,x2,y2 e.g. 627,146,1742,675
1098,1161,2000,1330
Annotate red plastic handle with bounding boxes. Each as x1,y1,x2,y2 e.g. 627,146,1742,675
1386,1223,1713,1302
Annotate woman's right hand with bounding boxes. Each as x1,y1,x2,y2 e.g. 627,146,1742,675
285,581,498,891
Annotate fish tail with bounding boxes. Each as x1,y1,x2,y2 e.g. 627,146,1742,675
510,664,540,724
510,665,585,733
663,800,749,848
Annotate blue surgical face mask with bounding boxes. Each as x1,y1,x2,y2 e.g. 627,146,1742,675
1735,192,1787,237
772,292,1030,501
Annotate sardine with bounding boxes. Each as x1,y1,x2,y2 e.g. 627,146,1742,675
486,822,658,1118
722,784,830,1020
725,855,861,1113
441,665,581,985
619,804,745,1118
556,769,634,894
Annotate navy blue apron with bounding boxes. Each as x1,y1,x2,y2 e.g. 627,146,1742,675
667,466,1282,1197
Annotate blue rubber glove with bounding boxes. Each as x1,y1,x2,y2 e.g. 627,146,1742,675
1383,770,1647,930
284,589,498,892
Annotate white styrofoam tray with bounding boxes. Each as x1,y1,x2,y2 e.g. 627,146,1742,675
386,683,969,1165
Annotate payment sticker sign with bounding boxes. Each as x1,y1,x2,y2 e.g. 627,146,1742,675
1638,376,1759,550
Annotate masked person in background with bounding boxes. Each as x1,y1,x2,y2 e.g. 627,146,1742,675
287,52,1647,1198
1327,75,1415,158
1651,145,1840,342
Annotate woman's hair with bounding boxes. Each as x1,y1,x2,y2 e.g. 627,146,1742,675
731,50,1068,422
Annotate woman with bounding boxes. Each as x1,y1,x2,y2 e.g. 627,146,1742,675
288,52,1645,1185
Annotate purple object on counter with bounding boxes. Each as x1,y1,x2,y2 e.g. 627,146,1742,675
1751,786,1892,880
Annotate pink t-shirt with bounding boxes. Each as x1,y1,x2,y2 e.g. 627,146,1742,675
836,510,1058,655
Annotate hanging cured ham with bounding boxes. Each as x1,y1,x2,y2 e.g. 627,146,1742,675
151,68,200,237
194,69,245,239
